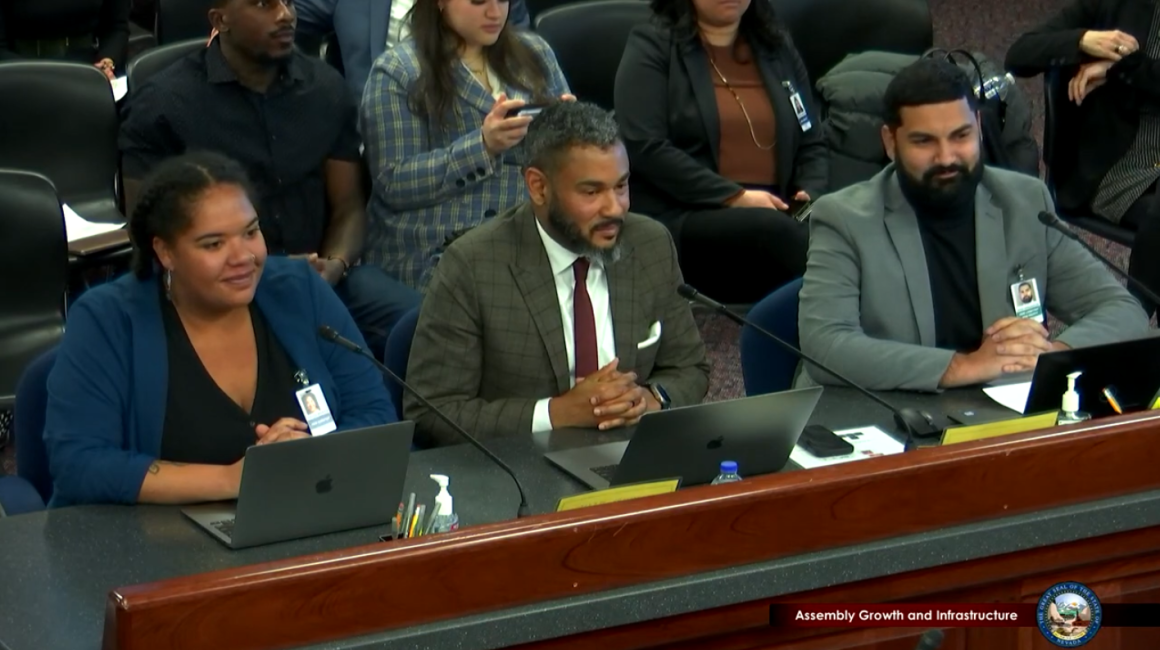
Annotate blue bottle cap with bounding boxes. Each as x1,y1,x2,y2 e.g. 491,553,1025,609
720,460,738,473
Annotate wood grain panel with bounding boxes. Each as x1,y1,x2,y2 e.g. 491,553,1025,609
509,526,1160,650
104,413,1160,650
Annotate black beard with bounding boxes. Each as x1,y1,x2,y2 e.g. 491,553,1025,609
546,198,623,264
895,156,983,213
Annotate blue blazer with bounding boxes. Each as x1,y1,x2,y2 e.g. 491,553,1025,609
295,0,531,99
43,257,396,507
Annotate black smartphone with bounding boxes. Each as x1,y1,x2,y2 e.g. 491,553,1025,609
505,104,549,118
799,424,854,458
789,199,812,222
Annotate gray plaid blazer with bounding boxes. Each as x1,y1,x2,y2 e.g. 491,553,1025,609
404,203,710,446
359,33,570,289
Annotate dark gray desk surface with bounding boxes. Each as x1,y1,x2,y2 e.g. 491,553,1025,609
4,387,1139,650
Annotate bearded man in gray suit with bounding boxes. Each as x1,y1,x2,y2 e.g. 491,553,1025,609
798,59,1149,392
405,102,709,446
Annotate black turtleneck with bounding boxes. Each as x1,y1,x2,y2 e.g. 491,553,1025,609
899,172,984,353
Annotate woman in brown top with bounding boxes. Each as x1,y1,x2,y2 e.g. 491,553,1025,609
615,0,827,303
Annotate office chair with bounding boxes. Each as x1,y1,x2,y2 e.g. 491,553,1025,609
127,39,204,94
535,0,652,111
0,62,122,225
740,278,803,396
771,0,932,85
156,0,213,46
1042,67,1135,247
0,172,67,410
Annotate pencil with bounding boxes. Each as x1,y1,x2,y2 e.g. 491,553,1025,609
402,493,416,540
393,500,404,538
412,505,425,538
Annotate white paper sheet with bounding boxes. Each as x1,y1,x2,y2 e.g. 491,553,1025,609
62,203,124,243
111,76,128,101
983,381,1031,414
790,426,905,469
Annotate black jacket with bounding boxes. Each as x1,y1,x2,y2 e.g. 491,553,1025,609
613,22,827,230
1006,0,1160,212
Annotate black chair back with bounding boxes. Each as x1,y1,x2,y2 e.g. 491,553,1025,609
156,0,212,45
526,0,580,25
127,39,204,94
0,170,68,406
0,62,121,224
771,0,932,86
1042,67,1135,246
535,0,652,111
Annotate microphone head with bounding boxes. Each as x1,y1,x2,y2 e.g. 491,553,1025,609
1038,211,1057,226
318,325,339,342
677,284,698,300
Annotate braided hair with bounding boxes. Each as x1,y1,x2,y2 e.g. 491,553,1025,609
129,151,255,279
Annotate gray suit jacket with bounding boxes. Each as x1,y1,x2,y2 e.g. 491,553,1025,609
797,164,1150,392
404,203,710,446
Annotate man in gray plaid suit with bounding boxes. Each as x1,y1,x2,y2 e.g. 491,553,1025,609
405,102,710,446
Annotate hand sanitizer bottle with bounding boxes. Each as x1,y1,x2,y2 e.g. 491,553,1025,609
1058,371,1092,425
429,474,459,533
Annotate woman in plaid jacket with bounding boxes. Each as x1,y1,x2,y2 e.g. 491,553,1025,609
360,0,571,290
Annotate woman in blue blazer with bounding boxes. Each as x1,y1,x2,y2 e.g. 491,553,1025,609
44,152,397,508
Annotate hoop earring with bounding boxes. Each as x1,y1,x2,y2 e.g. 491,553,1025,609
164,268,173,302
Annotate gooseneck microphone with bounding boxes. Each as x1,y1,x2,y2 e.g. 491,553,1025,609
677,284,941,445
318,325,531,518
914,629,944,650
1038,211,1160,308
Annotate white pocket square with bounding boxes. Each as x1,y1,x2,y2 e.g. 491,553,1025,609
637,320,662,349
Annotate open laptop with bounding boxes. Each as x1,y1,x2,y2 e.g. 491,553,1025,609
545,387,823,490
1025,335,1160,417
183,421,414,549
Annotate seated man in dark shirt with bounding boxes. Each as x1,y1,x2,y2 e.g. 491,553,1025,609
796,59,1149,392
119,0,419,357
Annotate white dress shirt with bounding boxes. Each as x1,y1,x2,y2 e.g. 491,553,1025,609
387,0,415,47
531,219,616,432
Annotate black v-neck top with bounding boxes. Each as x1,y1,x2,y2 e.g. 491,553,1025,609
158,294,303,465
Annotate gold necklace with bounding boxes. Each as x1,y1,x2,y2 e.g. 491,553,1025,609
707,52,776,151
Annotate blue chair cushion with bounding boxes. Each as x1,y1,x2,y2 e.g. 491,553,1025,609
383,307,420,422
740,278,804,396
14,347,57,505
0,476,45,516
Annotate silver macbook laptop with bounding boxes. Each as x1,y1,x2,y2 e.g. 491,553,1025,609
545,387,823,490
183,421,414,549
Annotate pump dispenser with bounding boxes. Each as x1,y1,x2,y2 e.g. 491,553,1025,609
429,474,459,533
1058,371,1091,425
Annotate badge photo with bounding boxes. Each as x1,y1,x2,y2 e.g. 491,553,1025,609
1011,278,1045,323
296,385,336,436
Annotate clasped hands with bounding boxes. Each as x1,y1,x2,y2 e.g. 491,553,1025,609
549,358,661,431
1070,29,1141,105
942,317,1068,387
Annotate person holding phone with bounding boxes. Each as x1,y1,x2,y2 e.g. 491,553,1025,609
614,0,828,305
360,0,572,290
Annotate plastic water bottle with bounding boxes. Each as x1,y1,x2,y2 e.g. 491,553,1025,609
974,72,1015,102
710,461,742,485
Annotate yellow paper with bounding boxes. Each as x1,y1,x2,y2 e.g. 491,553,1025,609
556,479,680,512
941,411,1060,445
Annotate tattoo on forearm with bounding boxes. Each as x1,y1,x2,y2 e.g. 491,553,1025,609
147,461,188,475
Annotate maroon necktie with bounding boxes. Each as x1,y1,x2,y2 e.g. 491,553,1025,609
572,258,598,380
